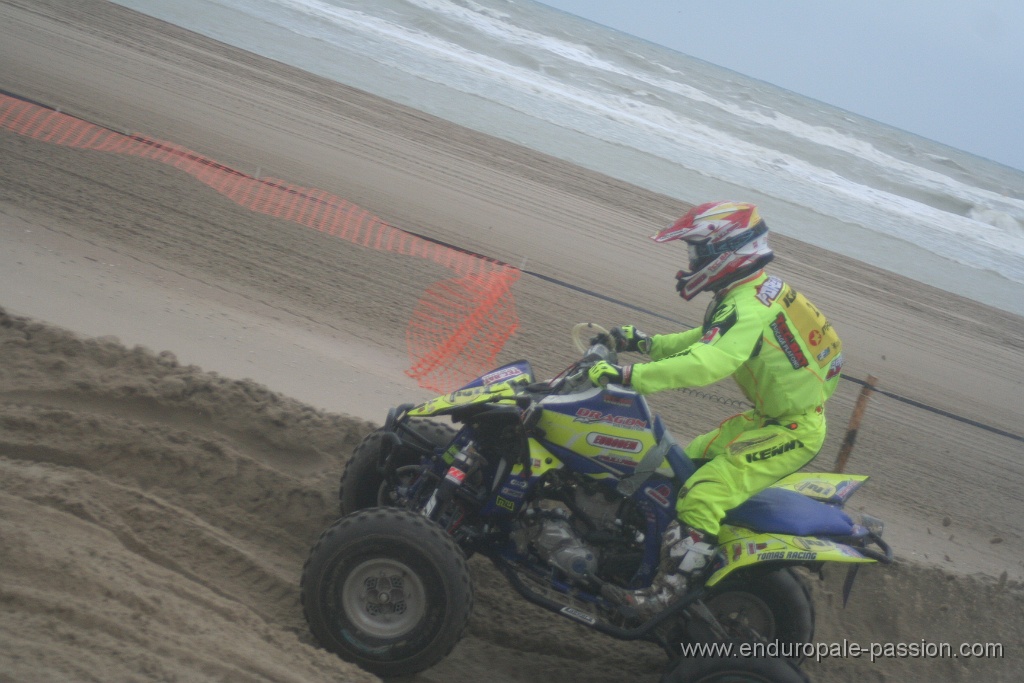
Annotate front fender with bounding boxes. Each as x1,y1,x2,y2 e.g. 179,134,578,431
511,438,565,478
407,380,523,417
705,524,875,587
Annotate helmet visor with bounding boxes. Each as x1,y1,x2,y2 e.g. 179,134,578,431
687,241,716,273
688,243,701,272
675,243,705,284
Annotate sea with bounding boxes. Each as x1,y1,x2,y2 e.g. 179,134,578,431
110,0,1024,316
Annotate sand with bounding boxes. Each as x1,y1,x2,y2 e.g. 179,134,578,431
1,1,1021,681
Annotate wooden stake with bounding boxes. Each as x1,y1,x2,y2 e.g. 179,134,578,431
834,375,878,473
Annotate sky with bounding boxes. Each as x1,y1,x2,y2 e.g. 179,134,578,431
537,0,1024,172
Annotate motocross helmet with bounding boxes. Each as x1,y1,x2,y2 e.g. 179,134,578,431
651,201,774,300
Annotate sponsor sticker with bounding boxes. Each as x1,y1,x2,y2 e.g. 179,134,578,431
596,454,640,469
756,276,784,306
834,479,859,500
652,226,687,242
445,386,487,402
560,606,597,625
781,289,842,369
688,273,708,290
444,467,466,484
587,432,644,453
793,537,834,551
498,487,525,500
794,480,838,499
481,365,524,385
757,551,786,561
644,482,672,507
574,408,648,431
603,393,633,406
826,354,843,380
770,314,809,369
836,544,865,559
785,551,818,561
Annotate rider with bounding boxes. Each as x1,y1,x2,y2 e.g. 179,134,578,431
588,201,844,618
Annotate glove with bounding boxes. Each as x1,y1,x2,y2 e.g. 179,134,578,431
611,325,651,354
588,361,632,387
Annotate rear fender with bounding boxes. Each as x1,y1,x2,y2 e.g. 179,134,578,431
705,524,874,587
772,472,868,505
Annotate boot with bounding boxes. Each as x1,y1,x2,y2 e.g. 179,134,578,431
601,522,716,621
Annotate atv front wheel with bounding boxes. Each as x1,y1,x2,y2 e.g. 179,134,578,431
339,419,456,514
301,507,473,678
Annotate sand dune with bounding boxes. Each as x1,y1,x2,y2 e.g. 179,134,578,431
2,307,1018,683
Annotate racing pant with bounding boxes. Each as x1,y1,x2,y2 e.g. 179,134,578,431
676,407,826,536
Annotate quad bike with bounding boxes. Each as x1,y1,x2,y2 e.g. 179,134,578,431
301,324,891,680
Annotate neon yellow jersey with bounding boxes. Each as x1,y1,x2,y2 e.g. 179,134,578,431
630,272,843,418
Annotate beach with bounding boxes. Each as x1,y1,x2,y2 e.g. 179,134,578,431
1,1,1021,681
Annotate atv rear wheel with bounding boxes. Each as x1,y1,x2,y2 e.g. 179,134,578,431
661,655,809,683
339,419,456,515
301,507,473,678
670,569,814,662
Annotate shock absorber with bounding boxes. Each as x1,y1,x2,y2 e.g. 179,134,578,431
423,442,481,527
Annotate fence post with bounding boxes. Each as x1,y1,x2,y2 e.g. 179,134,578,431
834,375,878,473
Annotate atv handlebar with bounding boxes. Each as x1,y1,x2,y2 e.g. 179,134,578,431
524,324,621,397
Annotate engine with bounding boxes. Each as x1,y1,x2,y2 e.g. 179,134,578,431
531,511,597,583
519,476,646,587
569,481,627,534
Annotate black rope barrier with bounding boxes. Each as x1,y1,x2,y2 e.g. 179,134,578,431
5,90,1018,444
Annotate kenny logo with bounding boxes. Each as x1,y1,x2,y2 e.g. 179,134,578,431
745,438,804,463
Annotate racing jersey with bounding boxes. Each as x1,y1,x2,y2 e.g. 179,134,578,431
630,271,843,418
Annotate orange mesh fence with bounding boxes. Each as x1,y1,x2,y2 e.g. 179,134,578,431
0,93,519,392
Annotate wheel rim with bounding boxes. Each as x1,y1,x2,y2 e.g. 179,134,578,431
340,558,427,638
711,591,776,639
689,591,776,642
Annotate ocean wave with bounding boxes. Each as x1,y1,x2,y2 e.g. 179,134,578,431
111,0,1024,294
